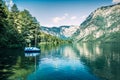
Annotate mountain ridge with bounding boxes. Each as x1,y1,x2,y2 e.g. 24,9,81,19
73,3,120,42
40,3,120,42
41,25,80,39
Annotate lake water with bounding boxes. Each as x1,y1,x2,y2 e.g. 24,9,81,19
0,43,120,80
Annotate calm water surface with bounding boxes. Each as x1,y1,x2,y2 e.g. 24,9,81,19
0,43,120,80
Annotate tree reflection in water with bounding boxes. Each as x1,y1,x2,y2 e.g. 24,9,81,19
0,43,119,80
0,49,40,80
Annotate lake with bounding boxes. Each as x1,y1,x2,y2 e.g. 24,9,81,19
0,43,120,80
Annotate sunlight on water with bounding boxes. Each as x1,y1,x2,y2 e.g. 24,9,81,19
63,46,79,59
39,58,85,71
26,44,100,80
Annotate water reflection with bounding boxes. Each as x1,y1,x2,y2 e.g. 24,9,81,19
25,52,40,57
0,43,120,80
27,43,120,80
27,44,99,80
0,49,40,80
76,43,102,61
28,58,99,80
76,43,120,80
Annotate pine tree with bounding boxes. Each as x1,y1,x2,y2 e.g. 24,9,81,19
0,1,25,48
0,0,8,47
11,4,19,13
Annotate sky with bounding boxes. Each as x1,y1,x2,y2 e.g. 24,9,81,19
5,0,120,27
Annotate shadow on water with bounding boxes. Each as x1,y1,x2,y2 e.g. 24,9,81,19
0,48,40,80
0,48,23,80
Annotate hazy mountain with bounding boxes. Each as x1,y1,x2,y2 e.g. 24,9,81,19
41,25,80,39
73,3,120,42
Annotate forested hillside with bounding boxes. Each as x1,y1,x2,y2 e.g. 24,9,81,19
0,0,41,48
0,0,68,48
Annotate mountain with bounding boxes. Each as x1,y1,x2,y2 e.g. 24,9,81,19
74,3,120,42
41,25,79,39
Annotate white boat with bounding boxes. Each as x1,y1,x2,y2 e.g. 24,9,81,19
24,47,40,52
24,25,40,52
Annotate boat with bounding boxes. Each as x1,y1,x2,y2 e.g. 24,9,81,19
24,47,40,52
24,24,40,52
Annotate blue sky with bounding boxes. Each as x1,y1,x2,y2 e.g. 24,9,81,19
8,0,120,27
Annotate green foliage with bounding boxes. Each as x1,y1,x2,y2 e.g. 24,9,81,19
39,32,71,45
0,0,70,48
0,1,33,48
15,9,40,46
0,1,22,48
93,16,106,28
11,4,19,13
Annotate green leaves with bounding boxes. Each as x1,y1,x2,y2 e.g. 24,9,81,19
0,0,67,48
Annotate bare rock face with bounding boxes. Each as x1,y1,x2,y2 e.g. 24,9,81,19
41,25,79,39
74,3,120,42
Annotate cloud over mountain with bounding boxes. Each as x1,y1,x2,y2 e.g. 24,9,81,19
52,13,68,23
113,0,120,3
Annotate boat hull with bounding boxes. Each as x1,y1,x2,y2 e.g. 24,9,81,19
24,47,40,52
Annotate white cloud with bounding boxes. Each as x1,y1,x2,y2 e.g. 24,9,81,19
113,0,120,3
70,16,77,20
52,13,69,23
64,13,69,16
53,17,62,23
52,13,88,26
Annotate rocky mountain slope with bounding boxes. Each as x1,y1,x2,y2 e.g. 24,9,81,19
41,25,79,39
74,3,120,42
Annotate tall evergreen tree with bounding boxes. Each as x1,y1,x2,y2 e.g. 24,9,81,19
0,0,8,47
11,4,19,13
0,1,25,48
